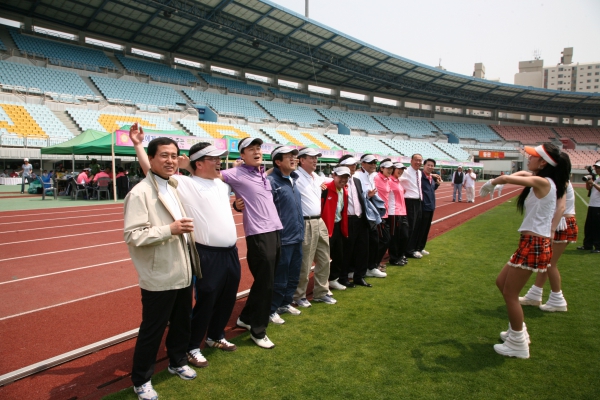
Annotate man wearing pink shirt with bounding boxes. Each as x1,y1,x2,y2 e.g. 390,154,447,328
388,163,409,266
93,166,110,182
77,168,92,185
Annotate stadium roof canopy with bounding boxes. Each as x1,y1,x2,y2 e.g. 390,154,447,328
3,0,600,117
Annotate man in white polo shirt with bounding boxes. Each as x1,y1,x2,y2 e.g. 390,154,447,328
130,126,241,368
399,153,424,259
294,147,336,306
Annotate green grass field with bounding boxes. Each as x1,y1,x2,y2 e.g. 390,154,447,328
105,189,599,400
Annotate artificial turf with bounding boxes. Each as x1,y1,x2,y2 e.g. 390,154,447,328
105,188,599,400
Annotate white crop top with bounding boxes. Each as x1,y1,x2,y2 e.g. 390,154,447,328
564,182,575,215
518,177,556,238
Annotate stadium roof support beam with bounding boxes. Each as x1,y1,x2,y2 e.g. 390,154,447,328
27,0,43,17
81,0,113,30
168,0,235,52
130,0,173,42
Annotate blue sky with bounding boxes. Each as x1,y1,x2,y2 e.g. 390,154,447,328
270,0,600,84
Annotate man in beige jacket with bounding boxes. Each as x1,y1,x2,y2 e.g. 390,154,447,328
124,136,201,400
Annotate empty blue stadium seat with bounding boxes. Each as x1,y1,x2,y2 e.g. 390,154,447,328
381,139,451,161
10,30,116,70
115,54,199,85
90,76,186,108
374,116,438,138
431,121,501,142
257,100,325,127
182,90,269,122
324,133,398,155
200,73,265,96
269,88,320,104
318,109,387,134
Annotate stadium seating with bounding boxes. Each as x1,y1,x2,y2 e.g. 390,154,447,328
178,119,271,143
0,61,95,97
0,132,24,147
490,125,557,144
182,90,269,122
432,142,471,161
381,139,451,160
0,102,73,143
200,73,265,96
269,88,320,104
257,100,326,127
90,76,186,109
325,133,397,155
563,149,600,169
261,128,338,149
67,108,176,133
553,126,600,144
0,39,6,52
115,54,199,85
432,121,501,142
459,143,518,151
317,109,387,134
10,30,116,70
373,116,438,138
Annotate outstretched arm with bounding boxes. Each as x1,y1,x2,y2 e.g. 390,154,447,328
129,123,150,176
492,174,550,196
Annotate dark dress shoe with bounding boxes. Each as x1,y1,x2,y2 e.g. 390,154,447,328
338,279,355,288
577,246,592,250
389,259,402,266
354,278,372,287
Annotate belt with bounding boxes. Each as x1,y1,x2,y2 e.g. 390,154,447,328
303,215,321,220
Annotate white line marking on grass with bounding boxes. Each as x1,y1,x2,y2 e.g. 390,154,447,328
0,229,122,246
0,212,123,226
0,259,132,285
574,189,589,207
0,284,139,321
0,206,122,218
0,220,123,235
432,189,520,225
0,242,123,263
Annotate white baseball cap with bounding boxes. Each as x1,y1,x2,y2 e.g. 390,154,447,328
190,145,228,161
340,157,358,166
361,154,377,163
593,161,600,167
238,137,263,152
271,145,299,159
380,161,394,168
23,158,29,162
298,147,322,157
333,166,351,176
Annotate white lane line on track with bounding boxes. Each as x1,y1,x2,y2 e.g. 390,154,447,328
574,188,589,207
0,259,132,285
0,212,123,226
0,242,123,263
0,219,124,235
0,284,139,321
0,229,122,246
0,206,123,219
432,189,520,225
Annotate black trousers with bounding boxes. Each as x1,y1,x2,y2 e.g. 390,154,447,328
342,216,369,279
188,243,241,351
131,284,193,387
328,222,345,281
240,231,281,339
416,210,434,252
388,215,409,262
583,206,600,250
375,219,391,266
404,198,423,255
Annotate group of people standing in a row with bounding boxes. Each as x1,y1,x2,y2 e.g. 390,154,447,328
123,123,443,400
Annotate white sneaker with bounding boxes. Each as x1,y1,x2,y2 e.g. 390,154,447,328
236,317,251,331
539,303,568,312
277,305,302,315
269,312,285,325
348,272,354,279
251,334,275,349
366,268,387,278
420,250,430,256
313,294,337,304
493,342,530,359
167,365,197,380
186,348,209,368
518,296,542,306
329,279,346,290
294,298,312,308
134,381,158,400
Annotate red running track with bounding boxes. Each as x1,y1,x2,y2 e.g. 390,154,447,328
0,183,521,399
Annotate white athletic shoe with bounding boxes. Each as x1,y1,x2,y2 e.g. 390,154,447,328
493,342,530,359
366,268,387,278
329,279,347,290
134,381,158,400
251,334,275,349
269,312,285,325
420,250,430,256
518,296,542,306
539,303,567,312
277,305,302,315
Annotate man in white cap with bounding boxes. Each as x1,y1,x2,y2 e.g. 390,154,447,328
294,147,336,306
337,155,370,287
463,167,476,203
130,126,241,368
355,154,387,278
223,137,283,349
451,166,464,202
322,166,350,291
17,158,33,194
266,145,305,325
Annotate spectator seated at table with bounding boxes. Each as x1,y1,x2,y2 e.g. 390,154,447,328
10,170,18,178
92,166,110,184
0,169,8,177
77,168,92,185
